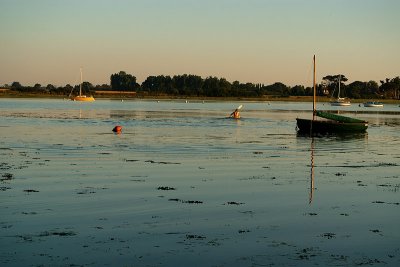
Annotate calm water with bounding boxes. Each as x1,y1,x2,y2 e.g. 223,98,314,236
1,98,399,266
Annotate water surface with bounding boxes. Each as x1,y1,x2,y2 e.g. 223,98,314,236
1,98,399,266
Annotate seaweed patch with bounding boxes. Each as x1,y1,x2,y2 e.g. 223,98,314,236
224,201,245,205
157,186,176,191
186,234,206,240
320,233,336,239
39,230,77,237
168,198,203,204
1,173,14,181
23,189,39,193
145,160,181,165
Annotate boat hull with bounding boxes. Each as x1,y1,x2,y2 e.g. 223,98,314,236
330,101,351,106
363,102,383,107
296,118,368,134
72,96,95,102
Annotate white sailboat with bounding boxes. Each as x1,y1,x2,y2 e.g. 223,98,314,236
330,75,350,106
70,68,95,102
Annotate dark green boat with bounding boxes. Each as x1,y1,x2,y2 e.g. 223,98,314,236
296,56,368,135
296,111,368,134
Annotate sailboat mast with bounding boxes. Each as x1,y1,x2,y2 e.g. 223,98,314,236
79,67,83,97
312,55,316,120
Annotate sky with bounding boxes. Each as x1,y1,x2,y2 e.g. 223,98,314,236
1,0,399,87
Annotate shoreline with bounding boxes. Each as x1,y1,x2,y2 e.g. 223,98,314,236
1,92,400,104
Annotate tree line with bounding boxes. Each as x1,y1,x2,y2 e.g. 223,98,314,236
4,71,400,99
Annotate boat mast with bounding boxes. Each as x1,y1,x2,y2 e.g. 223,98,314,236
338,74,341,99
312,55,316,120
79,67,83,97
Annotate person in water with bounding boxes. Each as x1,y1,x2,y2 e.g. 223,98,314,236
230,108,240,119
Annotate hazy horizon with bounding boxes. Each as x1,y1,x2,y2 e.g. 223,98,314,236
1,0,399,87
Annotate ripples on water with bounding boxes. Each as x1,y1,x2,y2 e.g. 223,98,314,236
0,99,399,266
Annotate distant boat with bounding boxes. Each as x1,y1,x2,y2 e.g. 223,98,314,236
363,101,383,107
70,68,95,102
330,75,351,106
330,98,351,106
296,56,368,135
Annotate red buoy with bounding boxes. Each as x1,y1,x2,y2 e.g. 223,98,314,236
112,125,122,133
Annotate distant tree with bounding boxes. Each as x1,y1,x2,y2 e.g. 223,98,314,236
346,81,364,99
218,78,231,97
172,75,186,95
263,82,288,96
392,77,400,99
305,86,313,96
380,76,400,99
245,82,259,96
202,76,221,97
291,85,306,96
322,74,349,97
328,79,381,99
46,84,56,91
322,74,348,86
11,81,22,89
231,81,241,96
365,80,379,96
110,71,139,91
95,84,112,90
186,74,204,96
142,75,173,95
81,82,94,94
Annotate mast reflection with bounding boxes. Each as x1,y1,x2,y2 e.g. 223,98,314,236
309,136,315,204
297,132,368,204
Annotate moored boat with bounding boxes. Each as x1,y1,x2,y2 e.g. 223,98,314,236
330,98,351,106
363,101,383,107
330,75,351,106
296,56,368,135
70,68,95,102
296,111,368,134
72,95,95,102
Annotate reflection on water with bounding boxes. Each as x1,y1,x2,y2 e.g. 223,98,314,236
309,137,315,204
304,134,368,205
297,131,369,140
0,98,399,267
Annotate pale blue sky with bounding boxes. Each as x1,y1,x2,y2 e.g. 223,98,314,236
1,0,399,87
